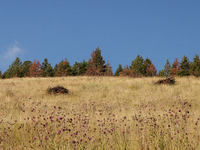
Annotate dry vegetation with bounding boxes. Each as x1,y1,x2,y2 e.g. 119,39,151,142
0,76,200,149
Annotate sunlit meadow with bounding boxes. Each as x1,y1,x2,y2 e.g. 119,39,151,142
0,76,200,149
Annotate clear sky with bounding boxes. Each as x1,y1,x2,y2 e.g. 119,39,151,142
0,0,200,74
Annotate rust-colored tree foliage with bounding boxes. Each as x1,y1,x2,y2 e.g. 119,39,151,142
29,60,43,77
85,59,100,76
56,59,71,76
104,61,113,76
119,66,136,77
85,47,112,76
149,63,157,76
170,58,180,77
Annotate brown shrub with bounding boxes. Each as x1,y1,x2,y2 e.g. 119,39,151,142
154,77,176,85
46,86,69,95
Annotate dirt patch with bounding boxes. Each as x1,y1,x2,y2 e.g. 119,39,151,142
154,77,176,85
46,86,69,95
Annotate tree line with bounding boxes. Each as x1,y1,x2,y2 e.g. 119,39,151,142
0,47,200,79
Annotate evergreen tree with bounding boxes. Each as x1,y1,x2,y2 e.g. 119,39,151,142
72,62,80,76
104,61,113,76
143,58,152,76
72,60,89,76
163,59,171,77
41,58,54,77
114,64,123,76
46,64,54,77
130,55,144,77
0,70,2,79
22,60,32,77
53,64,58,76
158,70,165,77
79,60,89,75
41,58,49,77
169,58,180,77
177,55,190,76
85,47,107,76
120,65,135,77
4,57,23,78
149,63,157,76
29,60,43,77
1,71,7,79
190,54,200,77
56,59,72,76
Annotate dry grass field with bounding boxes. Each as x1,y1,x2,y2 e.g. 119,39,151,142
0,76,200,150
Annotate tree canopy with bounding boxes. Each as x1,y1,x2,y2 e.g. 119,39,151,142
1,47,200,79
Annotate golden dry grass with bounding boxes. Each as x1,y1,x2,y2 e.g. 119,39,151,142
0,76,200,149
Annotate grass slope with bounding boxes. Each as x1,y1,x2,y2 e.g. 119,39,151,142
0,76,200,149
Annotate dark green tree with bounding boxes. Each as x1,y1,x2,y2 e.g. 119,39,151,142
72,62,80,76
158,59,172,77
177,55,190,76
4,57,23,78
114,64,123,76
0,70,2,79
163,59,172,77
143,58,152,76
53,64,58,76
41,58,54,77
41,58,49,77
22,60,32,77
72,60,89,76
130,55,145,76
80,60,89,75
190,54,200,77
158,70,165,77
1,71,7,79
46,64,54,77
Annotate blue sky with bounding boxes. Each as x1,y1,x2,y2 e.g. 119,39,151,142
0,1,200,74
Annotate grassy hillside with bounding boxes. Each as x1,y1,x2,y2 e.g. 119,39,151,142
0,76,200,149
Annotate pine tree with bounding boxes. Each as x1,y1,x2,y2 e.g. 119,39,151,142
143,58,152,77
5,57,23,78
29,60,43,77
190,54,200,77
169,58,180,77
114,64,123,76
149,63,157,76
163,59,171,77
56,59,72,76
177,55,190,76
46,64,54,77
104,61,113,76
72,60,89,76
85,47,107,76
79,60,89,75
22,60,32,77
130,55,145,77
120,65,135,77
41,58,54,77
0,70,2,78
1,71,8,79
41,58,49,77
72,62,80,76
158,70,165,77
53,64,58,76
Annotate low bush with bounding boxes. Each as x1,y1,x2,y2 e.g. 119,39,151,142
46,86,68,95
154,77,176,85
